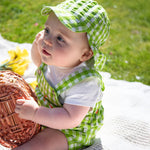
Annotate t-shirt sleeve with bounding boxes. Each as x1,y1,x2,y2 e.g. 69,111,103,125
60,77,103,107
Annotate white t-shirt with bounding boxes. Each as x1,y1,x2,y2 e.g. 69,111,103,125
44,62,103,107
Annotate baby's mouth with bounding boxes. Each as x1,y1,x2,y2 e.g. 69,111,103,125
42,49,51,56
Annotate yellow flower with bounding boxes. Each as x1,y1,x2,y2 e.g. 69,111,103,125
9,59,30,75
0,47,30,75
8,46,29,60
29,81,38,90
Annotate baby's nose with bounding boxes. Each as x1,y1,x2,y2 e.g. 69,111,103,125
43,39,53,47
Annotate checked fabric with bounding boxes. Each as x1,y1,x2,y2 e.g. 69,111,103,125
35,63,104,150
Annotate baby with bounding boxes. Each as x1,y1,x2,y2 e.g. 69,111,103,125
14,0,110,149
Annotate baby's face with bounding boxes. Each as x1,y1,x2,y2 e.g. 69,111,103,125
40,12,92,68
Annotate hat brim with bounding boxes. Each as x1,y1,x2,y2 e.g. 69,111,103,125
41,6,88,32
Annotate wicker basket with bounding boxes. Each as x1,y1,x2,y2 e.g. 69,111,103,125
0,70,40,148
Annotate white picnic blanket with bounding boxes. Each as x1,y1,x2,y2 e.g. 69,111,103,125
0,34,150,150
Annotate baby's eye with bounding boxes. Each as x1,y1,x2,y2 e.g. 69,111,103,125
57,36,64,42
44,28,49,34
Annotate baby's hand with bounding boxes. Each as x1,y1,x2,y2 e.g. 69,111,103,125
15,97,39,121
35,30,44,48
31,30,44,66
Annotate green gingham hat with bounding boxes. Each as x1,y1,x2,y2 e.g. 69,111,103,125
41,0,110,71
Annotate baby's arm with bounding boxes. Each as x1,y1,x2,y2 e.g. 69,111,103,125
15,98,90,129
31,31,44,67
33,103,90,129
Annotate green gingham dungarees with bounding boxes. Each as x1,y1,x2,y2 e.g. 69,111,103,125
35,63,104,150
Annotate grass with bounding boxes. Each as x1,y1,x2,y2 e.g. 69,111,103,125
0,0,150,85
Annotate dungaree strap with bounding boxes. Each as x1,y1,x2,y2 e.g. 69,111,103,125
55,67,105,95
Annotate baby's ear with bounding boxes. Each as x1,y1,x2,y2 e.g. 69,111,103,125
80,48,93,62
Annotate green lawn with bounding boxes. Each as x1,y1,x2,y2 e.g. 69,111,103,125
0,0,150,85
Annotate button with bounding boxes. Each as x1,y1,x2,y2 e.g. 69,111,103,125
38,69,41,75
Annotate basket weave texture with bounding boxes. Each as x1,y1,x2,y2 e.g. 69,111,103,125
0,71,40,148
